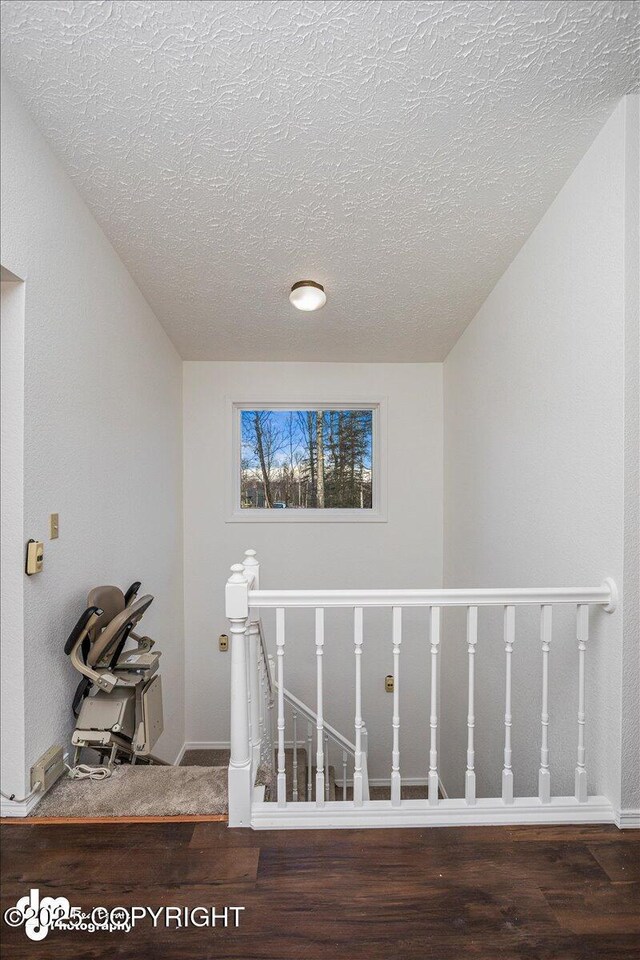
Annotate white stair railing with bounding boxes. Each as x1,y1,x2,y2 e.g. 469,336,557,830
226,549,618,830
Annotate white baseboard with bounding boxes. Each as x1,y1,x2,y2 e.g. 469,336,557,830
173,742,188,766
1,750,71,818
251,795,616,830
616,808,640,829
0,791,42,819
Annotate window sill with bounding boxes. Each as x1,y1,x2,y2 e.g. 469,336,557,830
226,509,387,524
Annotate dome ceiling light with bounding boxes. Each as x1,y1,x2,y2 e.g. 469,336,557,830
289,280,327,312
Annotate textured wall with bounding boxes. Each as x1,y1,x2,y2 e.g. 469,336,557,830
441,99,637,815
621,95,640,817
1,1,638,361
183,361,443,779
0,279,26,804
0,76,185,796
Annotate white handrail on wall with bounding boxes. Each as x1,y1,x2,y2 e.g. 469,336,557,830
226,549,618,830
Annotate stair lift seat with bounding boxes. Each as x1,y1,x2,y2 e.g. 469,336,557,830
65,582,165,769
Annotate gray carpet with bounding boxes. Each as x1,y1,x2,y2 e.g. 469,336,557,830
30,748,413,818
31,765,228,818
181,748,230,766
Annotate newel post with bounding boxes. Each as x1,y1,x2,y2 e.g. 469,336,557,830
226,563,251,827
243,549,262,773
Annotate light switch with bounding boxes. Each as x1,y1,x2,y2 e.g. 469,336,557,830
25,540,44,575
49,513,59,539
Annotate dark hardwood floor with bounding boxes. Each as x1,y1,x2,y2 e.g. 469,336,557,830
1,821,639,959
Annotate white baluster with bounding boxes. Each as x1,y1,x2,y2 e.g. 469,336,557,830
342,750,348,801
538,604,552,803
361,724,370,801
315,608,325,806
292,709,299,802
258,653,265,744
276,607,286,807
306,721,313,801
353,606,364,806
262,658,269,749
502,605,515,804
575,604,589,803
243,550,261,772
465,606,478,805
268,655,276,773
244,628,253,776
324,733,330,801
428,606,441,805
390,606,402,806
226,563,251,827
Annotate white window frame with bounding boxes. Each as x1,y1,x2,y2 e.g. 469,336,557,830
226,398,387,523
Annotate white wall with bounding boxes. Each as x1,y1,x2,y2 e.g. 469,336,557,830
621,95,640,819
1,276,26,800
441,97,639,815
183,362,443,779
0,75,185,800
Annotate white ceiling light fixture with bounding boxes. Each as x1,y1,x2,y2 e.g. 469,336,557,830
289,280,326,312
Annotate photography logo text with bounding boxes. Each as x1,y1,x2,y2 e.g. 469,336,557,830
3,888,244,940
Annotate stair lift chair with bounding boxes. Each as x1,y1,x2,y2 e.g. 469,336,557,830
65,582,165,769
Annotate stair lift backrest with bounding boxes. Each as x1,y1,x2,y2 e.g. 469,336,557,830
85,582,143,644
85,586,126,645
87,595,154,668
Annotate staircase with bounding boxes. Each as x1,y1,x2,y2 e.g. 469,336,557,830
182,746,337,804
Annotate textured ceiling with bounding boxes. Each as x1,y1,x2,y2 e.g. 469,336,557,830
1,1,639,361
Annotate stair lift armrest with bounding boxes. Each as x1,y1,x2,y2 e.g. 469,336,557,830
129,631,156,652
64,606,103,655
124,581,142,606
69,638,119,693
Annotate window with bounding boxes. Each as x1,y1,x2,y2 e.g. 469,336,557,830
227,401,386,522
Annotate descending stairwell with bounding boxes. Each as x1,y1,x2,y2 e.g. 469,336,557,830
180,747,337,803
282,747,337,803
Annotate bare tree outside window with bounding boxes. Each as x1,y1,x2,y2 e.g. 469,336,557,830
240,409,373,509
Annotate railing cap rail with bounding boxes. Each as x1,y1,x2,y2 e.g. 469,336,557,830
248,580,617,612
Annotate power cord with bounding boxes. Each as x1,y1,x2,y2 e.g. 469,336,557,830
2,762,112,801
65,763,112,781
0,781,43,804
